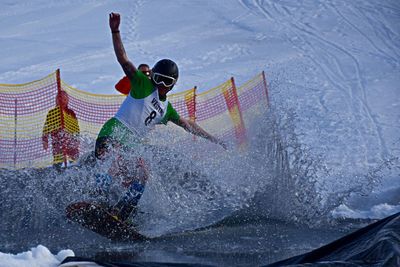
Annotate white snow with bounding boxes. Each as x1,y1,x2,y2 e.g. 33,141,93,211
332,203,400,219
0,245,74,267
0,0,399,265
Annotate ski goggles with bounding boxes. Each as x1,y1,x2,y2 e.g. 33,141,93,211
152,73,176,87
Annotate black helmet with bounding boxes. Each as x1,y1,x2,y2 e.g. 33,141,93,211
151,59,179,88
152,59,179,79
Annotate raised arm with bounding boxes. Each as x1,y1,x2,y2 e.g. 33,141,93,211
173,117,227,149
109,12,137,80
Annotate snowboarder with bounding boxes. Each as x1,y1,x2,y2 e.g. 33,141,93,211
94,12,226,222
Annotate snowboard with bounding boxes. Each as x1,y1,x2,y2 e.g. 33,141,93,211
65,201,147,241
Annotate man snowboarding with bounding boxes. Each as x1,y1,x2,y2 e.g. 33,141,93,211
94,12,226,223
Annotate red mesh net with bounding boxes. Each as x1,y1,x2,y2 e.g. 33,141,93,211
0,70,268,169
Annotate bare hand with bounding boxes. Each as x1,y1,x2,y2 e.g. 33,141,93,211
109,12,120,31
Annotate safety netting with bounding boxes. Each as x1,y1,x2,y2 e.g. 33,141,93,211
0,70,269,169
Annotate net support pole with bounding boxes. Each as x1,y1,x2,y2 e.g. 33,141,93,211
223,77,247,149
56,69,67,168
184,86,197,141
14,98,17,168
192,86,197,141
231,77,247,148
193,86,197,123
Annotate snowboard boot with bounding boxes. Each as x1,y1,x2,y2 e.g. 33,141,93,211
112,199,138,222
112,181,145,222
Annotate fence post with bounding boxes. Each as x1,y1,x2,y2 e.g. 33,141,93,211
14,98,17,168
56,69,67,168
231,77,247,148
185,86,197,141
222,77,247,149
193,86,197,123
193,86,197,141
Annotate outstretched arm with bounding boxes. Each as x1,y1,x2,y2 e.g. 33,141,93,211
109,12,137,80
173,117,227,149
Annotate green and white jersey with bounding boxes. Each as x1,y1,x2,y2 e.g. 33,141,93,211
113,70,179,138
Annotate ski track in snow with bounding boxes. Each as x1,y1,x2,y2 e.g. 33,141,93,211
328,1,398,66
359,1,400,60
123,0,153,60
238,0,396,165
0,1,112,84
